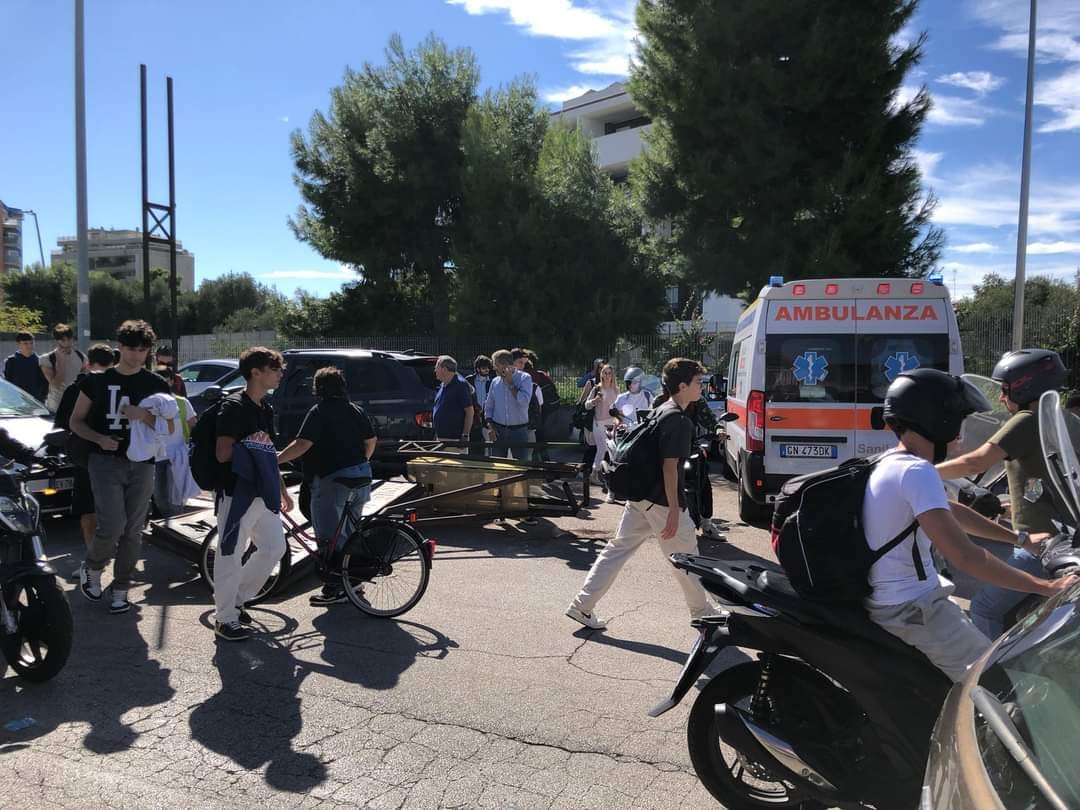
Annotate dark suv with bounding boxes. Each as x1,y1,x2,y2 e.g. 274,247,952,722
270,349,437,467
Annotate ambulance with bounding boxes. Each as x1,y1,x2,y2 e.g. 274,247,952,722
721,274,963,522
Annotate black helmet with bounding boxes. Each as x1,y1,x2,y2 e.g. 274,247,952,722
884,368,993,445
991,349,1067,406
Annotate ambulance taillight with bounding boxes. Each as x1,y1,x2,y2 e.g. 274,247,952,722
825,284,839,296
747,391,765,453
910,282,924,294
877,283,891,295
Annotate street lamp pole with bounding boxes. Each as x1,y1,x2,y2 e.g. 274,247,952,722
23,210,46,269
1012,0,1037,351
74,0,91,348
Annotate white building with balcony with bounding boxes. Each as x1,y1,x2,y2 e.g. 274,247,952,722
52,228,195,292
551,83,743,331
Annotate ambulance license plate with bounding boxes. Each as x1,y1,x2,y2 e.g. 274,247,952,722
779,444,836,459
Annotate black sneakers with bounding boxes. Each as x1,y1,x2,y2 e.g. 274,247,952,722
309,586,348,606
214,621,251,641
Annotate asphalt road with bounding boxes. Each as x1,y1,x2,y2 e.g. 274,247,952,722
1,475,776,809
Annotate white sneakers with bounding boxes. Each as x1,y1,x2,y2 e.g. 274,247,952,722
565,605,607,630
79,564,102,600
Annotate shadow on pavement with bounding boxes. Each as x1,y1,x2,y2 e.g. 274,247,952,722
189,608,457,793
0,603,176,756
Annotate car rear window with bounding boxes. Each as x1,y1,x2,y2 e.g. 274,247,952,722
401,358,438,391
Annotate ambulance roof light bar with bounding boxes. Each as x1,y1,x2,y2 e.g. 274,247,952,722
928,271,944,286
825,283,839,295
768,276,784,287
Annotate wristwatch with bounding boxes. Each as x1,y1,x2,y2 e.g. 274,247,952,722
1015,530,1029,548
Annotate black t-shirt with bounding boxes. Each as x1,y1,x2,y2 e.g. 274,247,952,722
78,367,170,458
216,391,276,495
647,399,693,508
297,399,376,478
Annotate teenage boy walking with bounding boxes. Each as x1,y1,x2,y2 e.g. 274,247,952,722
567,358,712,630
3,332,47,401
70,321,172,614
40,323,88,413
212,347,292,641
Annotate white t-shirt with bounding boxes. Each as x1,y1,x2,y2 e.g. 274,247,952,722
862,450,950,607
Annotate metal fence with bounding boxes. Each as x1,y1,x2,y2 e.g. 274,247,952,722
956,309,1078,388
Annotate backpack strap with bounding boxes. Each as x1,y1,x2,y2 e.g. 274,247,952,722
868,519,920,566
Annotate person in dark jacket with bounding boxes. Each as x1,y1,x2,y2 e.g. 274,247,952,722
3,332,47,401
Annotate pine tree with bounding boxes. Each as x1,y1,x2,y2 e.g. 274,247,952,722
630,0,943,298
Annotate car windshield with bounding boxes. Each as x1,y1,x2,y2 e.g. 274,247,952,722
0,379,49,417
975,585,1080,807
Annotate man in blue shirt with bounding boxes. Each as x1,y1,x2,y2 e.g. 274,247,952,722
432,355,474,443
483,349,534,461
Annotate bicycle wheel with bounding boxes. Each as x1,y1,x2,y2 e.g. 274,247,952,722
199,526,292,604
340,519,429,618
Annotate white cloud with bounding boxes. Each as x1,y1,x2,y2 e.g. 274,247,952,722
280,116,290,123
1027,240,1080,254
952,242,999,253
913,149,945,184
935,71,1005,95
260,266,354,281
897,85,995,126
542,84,593,103
1035,65,1080,132
447,0,637,78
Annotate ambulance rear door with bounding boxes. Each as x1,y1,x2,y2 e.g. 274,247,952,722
852,289,954,457
762,301,858,476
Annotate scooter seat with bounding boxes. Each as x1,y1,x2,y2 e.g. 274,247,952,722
699,557,931,661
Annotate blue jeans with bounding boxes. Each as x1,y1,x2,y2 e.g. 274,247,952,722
492,424,529,461
969,543,1044,639
309,462,372,551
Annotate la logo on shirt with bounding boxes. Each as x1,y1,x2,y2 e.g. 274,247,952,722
107,385,131,430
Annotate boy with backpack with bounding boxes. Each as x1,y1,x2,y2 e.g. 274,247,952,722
566,358,712,630
40,323,88,413
200,347,291,641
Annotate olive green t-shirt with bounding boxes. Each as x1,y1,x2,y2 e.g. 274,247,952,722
989,409,1080,533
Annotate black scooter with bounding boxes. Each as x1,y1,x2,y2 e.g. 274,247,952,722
0,446,73,682
650,554,951,810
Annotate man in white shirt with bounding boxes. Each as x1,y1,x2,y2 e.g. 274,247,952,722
864,368,1076,681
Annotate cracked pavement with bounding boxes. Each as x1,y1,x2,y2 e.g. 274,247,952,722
1,479,772,808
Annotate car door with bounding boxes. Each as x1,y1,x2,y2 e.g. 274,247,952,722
346,358,409,438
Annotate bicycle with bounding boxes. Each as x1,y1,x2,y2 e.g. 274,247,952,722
198,475,433,618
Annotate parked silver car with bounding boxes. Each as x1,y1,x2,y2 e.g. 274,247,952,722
177,358,239,397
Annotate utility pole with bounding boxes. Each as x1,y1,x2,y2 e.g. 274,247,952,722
1012,0,1037,351
74,0,91,347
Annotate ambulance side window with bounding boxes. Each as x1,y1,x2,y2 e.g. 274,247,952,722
730,338,750,399
765,335,855,403
856,334,950,403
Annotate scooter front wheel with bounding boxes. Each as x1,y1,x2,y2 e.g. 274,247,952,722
687,662,825,809
0,575,73,683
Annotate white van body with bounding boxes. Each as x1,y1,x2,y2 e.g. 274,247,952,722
722,277,963,522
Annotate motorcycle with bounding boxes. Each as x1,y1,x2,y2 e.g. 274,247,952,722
0,444,73,682
649,554,951,809
652,397,1080,809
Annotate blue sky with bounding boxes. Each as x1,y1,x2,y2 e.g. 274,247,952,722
3,0,1079,300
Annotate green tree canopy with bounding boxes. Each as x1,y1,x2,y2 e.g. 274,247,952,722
290,33,480,334
630,0,942,299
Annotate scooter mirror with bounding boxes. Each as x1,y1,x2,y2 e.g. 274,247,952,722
718,411,739,423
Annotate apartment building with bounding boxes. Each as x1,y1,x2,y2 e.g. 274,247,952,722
52,228,195,292
0,200,24,276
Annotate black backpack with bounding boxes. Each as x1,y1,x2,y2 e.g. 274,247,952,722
189,399,226,491
602,406,690,502
770,453,925,605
